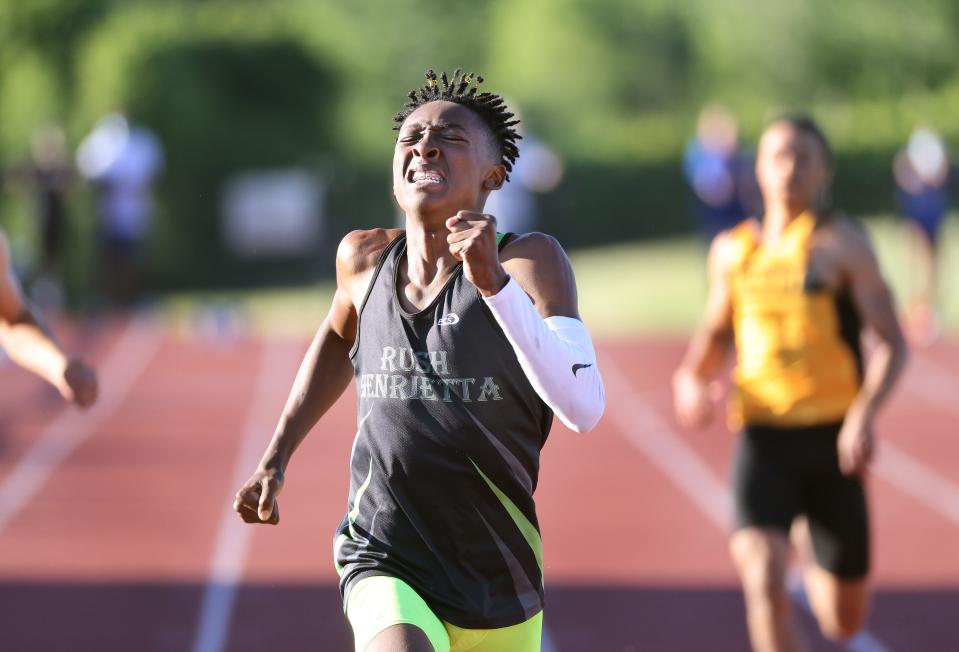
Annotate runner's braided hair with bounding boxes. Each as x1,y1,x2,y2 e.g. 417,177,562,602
393,68,522,181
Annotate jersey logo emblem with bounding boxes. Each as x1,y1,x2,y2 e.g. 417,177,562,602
572,363,593,376
437,312,460,326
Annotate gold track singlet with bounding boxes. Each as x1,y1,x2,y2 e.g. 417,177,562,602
728,212,862,428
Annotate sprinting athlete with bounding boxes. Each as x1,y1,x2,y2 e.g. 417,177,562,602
673,115,907,652
234,69,605,652
0,229,98,407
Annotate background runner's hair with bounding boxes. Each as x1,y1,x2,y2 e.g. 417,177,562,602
394,68,522,181
767,112,835,214
769,112,835,167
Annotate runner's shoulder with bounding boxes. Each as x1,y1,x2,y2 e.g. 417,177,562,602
709,219,757,276
336,228,403,279
500,231,569,268
821,213,875,260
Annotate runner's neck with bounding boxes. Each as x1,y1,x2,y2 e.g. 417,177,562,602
760,206,811,246
402,221,460,289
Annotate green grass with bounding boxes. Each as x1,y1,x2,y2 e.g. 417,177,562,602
161,285,336,339
160,215,959,339
572,214,959,337
569,237,709,337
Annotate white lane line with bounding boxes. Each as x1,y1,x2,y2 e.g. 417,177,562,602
0,316,163,534
601,358,731,529
191,339,303,652
871,351,959,526
541,620,558,652
902,354,959,418
875,441,959,525
600,354,892,652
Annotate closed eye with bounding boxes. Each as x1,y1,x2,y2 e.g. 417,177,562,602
398,127,468,144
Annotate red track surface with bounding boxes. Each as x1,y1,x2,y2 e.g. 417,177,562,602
0,317,957,651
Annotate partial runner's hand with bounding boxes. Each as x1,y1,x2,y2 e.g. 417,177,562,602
837,406,875,476
234,468,284,525
672,371,718,429
446,211,508,297
59,358,98,408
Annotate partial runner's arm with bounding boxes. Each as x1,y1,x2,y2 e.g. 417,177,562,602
836,220,908,475
447,212,605,433
672,232,735,429
0,232,98,407
234,230,394,524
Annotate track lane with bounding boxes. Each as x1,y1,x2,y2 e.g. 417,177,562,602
0,329,957,651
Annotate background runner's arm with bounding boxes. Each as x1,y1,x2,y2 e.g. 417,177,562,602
672,234,734,428
844,227,908,419
0,232,97,406
834,222,907,475
485,231,605,433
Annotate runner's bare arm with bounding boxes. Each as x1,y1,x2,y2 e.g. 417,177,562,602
672,233,735,428
836,220,908,474
0,232,97,407
235,229,397,524
498,232,579,319
842,222,908,414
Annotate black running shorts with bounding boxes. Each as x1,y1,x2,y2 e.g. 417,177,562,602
732,421,870,578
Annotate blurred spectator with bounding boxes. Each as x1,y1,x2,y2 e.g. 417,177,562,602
683,104,759,242
893,127,951,346
5,124,74,311
77,113,163,306
484,108,563,234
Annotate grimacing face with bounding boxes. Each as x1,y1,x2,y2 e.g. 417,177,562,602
392,101,505,219
756,122,832,215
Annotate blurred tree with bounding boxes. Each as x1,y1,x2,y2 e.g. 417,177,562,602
0,0,115,102
1,0,959,293
127,37,336,287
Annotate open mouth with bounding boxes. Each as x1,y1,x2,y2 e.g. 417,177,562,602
407,166,446,187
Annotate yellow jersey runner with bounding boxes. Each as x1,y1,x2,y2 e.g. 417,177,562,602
727,211,862,428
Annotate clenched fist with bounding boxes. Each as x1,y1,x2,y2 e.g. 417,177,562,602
837,405,875,477
59,358,98,408
672,370,721,430
234,468,284,525
446,211,509,297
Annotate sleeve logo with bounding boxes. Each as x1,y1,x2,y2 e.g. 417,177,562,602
572,363,593,377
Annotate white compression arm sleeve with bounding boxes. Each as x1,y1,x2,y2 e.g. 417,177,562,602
483,276,605,433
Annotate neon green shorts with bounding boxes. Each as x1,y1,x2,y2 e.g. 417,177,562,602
345,575,543,652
